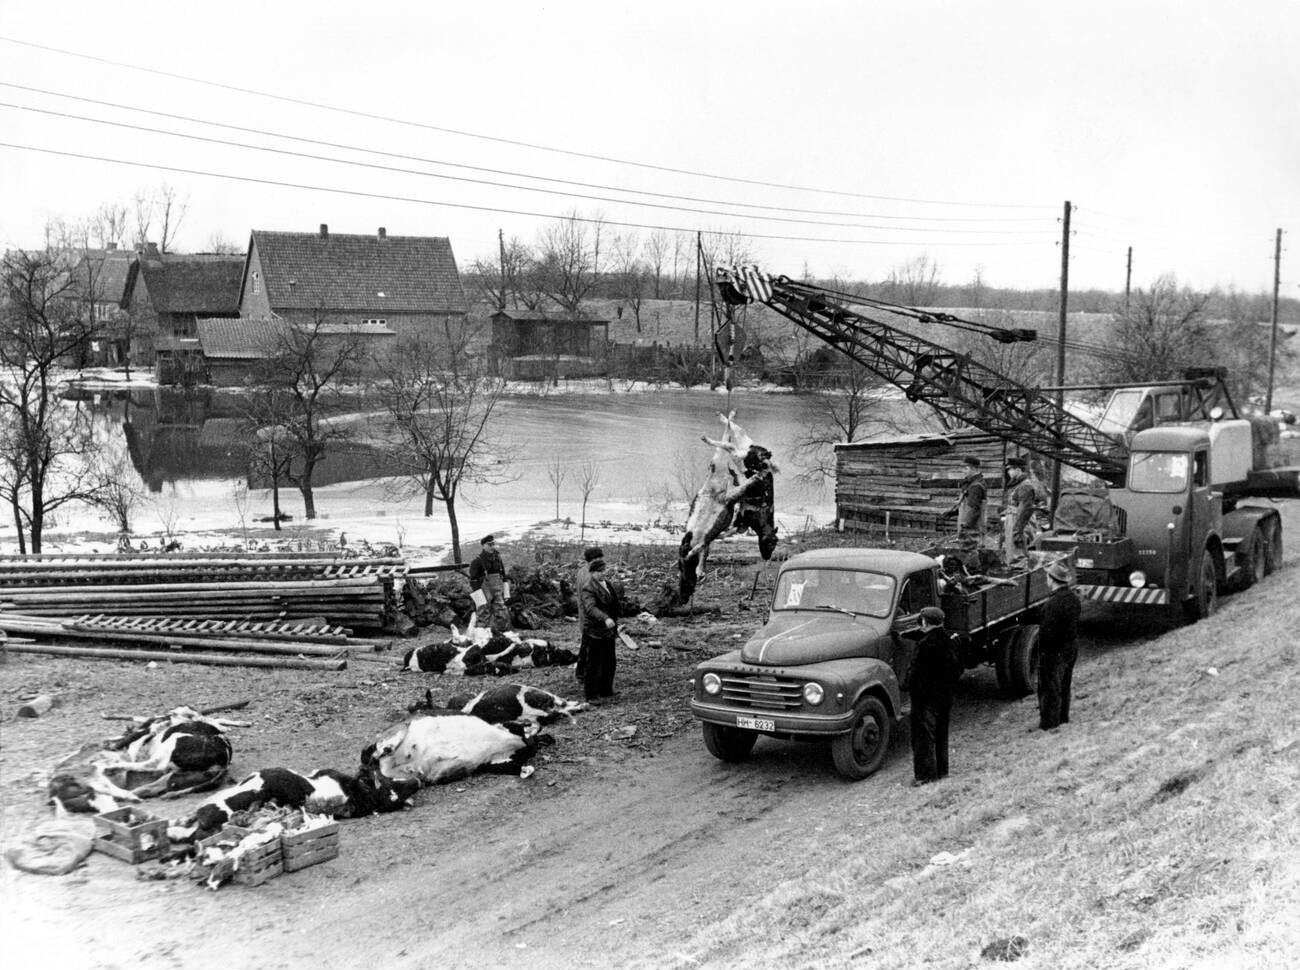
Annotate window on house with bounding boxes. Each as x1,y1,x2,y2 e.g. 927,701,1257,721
361,318,387,326
252,272,261,295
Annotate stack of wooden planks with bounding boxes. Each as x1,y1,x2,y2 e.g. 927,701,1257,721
0,552,408,670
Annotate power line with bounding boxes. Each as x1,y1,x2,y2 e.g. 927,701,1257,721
0,82,1055,227
0,35,1045,210
0,101,1060,239
0,141,1060,250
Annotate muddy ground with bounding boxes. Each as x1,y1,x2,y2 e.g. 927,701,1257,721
0,531,1247,969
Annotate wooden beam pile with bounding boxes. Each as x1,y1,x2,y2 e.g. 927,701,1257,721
0,612,386,671
0,552,404,629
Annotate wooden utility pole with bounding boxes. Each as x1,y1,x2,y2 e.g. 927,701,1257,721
1124,246,1132,310
694,231,702,343
1050,200,1072,513
1266,228,1283,413
497,228,508,311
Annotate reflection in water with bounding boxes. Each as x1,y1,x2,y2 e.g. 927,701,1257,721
67,387,860,536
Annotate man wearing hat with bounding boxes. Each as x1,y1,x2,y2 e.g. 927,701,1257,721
1001,457,1045,561
903,605,959,786
573,547,603,683
468,534,510,632
1038,558,1081,730
943,456,987,548
578,548,622,702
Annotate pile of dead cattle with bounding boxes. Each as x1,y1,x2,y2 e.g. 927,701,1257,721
0,552,403,670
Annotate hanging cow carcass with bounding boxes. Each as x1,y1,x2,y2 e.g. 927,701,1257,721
677,412,779,602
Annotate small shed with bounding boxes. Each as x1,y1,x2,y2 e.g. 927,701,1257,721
490,309,610,379
834,430,1045,538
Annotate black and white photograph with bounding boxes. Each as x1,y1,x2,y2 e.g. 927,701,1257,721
1,2,1298,967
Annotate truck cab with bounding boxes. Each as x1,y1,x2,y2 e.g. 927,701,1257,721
690,548,939,780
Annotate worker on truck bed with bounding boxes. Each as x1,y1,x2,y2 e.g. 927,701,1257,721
942,456,987,548
1038,559,1081,730
1002,457,1046,561
903,606,959,787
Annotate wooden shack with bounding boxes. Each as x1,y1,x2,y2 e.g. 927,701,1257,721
834,430,1045,539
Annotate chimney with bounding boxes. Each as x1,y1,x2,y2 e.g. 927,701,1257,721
378,227,386,239
319,223,329,239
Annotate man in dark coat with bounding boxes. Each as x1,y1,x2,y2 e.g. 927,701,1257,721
1038,558,1081,730
574,546,602,683
943,456,988,548
468,534,510,632
578,551,622,702
905,606,957,786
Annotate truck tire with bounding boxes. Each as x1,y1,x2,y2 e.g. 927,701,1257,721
1263,519,1283,576
1235,527,1267,591
1182,549,1219,623
830,696,891,780
993,631,1017,694
1006,624,1040,697
702,722,758,762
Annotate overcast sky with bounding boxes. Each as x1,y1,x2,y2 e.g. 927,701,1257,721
1,0,1297,296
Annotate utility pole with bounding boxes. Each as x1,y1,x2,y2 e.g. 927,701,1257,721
1050,200,1072,513
1124,246,1132,310
497,228,507,312
1266,228,1283,413
694,231,702,343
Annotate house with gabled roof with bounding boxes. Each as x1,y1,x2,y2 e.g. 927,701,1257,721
238,224,469,344
124,244,243,373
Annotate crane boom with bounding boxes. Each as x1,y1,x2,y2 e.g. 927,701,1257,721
717,268,1128,484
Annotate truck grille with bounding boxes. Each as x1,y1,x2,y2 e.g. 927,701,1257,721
719,674,805,710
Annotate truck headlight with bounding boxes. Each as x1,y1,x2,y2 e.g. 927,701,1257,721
702,673,721,695
803,683,824,705
1129,570,1147,588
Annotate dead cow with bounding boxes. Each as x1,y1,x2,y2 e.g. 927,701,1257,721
362,712,542,787
678,412,779,601
442,684,587,736
169,766,419,843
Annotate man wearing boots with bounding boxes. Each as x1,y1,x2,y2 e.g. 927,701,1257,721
579,550,622,703
574,546,603,683
905,606,957,786
943,456,988,548
468,534,511,632
1038,558,1081,730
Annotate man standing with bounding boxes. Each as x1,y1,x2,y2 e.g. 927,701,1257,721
1002,457,1044,561
468,534,510,632
905,606,957,786
574,546,602,683
944,456,987,548
579,550,622,702
1038,558,1081,730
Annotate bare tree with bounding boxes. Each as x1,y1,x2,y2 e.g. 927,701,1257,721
90,203,130,249
577,458,601,541
1100,273,1213,384
793,365,893,485
87,450,147,534
698,230,755,273
372,331,510,563
533,212,605,312
644,229,670,299
887,254,943,305
247,313,369,519
130,183,190,253
204,231,243,255
546,457,567,519
611,232,646,333
0,238,111,552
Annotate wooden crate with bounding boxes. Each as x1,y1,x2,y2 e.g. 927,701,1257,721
195,825,284,886
93,807,170,863
281,821,340,872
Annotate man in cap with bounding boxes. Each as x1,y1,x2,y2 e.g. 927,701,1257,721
1038,558,1081,730
578,548,622,702
943,456,987,548
468,534,510,632
574,547,603,683
903,605,959,786
1001,457,1045,561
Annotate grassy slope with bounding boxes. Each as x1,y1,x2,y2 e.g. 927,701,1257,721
646,569,1300,969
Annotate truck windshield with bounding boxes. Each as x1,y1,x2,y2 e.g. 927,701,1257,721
1098,389,1152,435
1129,451,1189,493
773,568,896,618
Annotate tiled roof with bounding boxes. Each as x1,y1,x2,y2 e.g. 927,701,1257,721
251,230,468,313
196,317,287,359
67,250,136,304
491,309,609,324
140,254,244,314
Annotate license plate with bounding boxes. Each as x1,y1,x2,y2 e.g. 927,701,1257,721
736,715,775,732
1075,558,1094,569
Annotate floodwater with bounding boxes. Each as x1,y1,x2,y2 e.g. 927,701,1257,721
40,386,846,549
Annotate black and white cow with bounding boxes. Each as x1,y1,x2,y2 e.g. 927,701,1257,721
401,630,577,676
169,766,420,843
444,684,587,735
361,713,541,787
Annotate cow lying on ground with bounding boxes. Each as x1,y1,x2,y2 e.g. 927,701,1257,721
402,628,577,675
49,707,236,813
169,766,420,843
678,412,779,602
362,712,545,787
410,683,586,737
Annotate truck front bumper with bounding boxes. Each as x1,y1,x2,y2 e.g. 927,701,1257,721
690,699,859,736
1077,584,1170,605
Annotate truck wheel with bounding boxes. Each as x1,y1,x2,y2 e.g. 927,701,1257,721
1182,550,1219,623
1236,528,1267,590
830,696,891,780
993,631,1017,694
1263,520,1283,576
702,722,758,762
1007,624,1041,697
